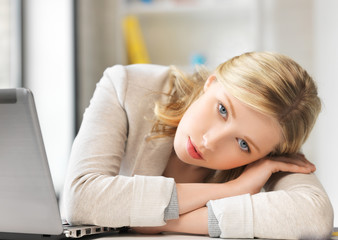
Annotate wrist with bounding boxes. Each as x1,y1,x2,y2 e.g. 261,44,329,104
164,208,208,235
176,183,229,214
162,218,179,232
219,179,250,197
230,176,260,195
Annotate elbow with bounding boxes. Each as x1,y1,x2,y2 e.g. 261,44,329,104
62,192,83,225
299,191,334,239
62,175,93,225
301,215,333,239
305,204,333,239
62,185,81,225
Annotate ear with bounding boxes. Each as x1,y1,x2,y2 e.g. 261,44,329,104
204,74,217,92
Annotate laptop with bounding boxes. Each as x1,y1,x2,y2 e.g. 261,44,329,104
0,88,122,239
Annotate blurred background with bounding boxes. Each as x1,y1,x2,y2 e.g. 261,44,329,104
1,0,337,225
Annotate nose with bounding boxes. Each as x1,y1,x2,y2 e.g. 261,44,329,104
202,131,224,151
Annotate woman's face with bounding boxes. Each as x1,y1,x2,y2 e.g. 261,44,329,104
174,75,282,170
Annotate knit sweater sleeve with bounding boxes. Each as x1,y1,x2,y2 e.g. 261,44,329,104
207,173,333,239
62,65,178,228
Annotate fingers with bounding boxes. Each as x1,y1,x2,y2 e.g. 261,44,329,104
267,153,316,173
270,160,315,174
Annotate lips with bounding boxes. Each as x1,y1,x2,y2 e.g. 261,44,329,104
187,137,203,160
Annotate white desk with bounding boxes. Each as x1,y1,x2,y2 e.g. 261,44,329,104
86,232,248,240
86,230,338,240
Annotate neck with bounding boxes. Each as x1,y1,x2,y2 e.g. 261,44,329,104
163,150,213,183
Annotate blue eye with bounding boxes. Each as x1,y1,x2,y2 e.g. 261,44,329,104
218,103,228,118
238,139,250,152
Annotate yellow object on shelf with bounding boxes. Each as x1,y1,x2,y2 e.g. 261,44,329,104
123,15,150,64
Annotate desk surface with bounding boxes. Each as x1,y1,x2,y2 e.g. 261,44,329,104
83,231,289,240
86,231,338,240
87,232,213,240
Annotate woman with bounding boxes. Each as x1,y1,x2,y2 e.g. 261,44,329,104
63,52,333,239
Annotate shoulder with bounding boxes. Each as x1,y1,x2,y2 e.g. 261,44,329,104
100,64,170,102
126,64,170,80
104,64,170,87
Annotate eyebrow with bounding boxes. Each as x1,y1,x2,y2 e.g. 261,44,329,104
225,95,236,119
224,95,261,153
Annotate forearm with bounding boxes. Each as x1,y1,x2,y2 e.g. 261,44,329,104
176,181,247,214
175,155,318,215
132,207,208,235
164,207,208,235
252,173,333,239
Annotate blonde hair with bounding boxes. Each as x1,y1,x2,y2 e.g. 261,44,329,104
215,52,321,155
151,65,208,138
151,51,321,182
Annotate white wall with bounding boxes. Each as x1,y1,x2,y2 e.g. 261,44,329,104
258,0,314,71
0,0,10,87
313,0,338,227
0,0,20,87
76,0,119,128
259,0,338,226
23,0,74,195
258,0,317,156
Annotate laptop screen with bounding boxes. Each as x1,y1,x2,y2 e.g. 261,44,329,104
0,88,63,235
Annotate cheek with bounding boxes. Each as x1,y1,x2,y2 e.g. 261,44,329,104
184,100,213,128
210,149,261,170
173,128,185,163
178,103,202,132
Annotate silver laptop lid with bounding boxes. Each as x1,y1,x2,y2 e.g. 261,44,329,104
0,88,63,235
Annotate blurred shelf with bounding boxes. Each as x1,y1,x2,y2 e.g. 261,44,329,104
122,0,252,15
116,0,260,68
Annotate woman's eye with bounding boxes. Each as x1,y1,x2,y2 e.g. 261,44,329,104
238,138,250,152
218,103,228,118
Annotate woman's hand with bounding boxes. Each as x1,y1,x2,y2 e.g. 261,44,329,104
233,153,316,195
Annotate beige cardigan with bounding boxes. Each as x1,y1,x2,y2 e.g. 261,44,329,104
63,64,333,239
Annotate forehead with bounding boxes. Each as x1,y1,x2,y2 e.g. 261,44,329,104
212,81,282,154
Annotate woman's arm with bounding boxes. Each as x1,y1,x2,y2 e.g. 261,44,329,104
63,65,176,228
136,154,333,239
175,154,316,215
173,172,333,239
175,181,251,215
206,158,333,239
133,207,209,235
250,172,333,239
